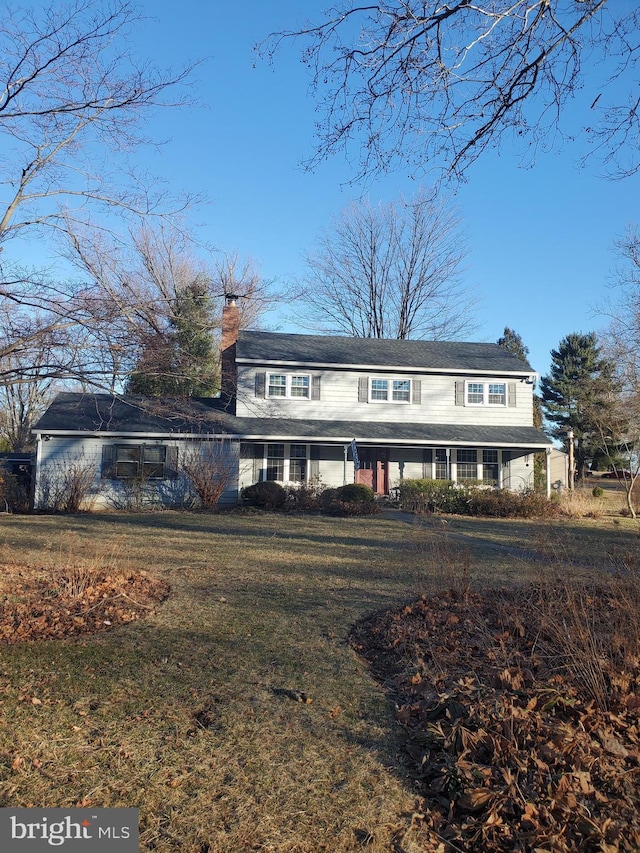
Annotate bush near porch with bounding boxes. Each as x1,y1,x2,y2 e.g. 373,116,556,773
397,478,559,518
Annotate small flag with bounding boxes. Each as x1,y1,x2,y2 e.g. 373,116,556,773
350,438,360,470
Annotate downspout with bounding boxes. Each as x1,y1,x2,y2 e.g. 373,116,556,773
545,447,551,499
32,433,43,510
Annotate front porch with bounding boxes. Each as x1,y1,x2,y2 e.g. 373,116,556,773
240,441,546,497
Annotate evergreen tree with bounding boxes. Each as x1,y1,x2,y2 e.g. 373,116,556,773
497,327,530,364
497,327,543,429
126,278,219,397
540,333,617,478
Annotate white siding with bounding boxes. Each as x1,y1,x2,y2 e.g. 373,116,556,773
35,437,240,511
236,365,534,427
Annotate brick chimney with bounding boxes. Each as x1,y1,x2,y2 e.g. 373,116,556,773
220,294,239,410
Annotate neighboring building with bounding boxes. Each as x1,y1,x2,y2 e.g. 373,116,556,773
548,447,569,491
32,299,553,510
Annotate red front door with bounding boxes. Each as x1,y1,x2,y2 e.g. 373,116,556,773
355,449,389,495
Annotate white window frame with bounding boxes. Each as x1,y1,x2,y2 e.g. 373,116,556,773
455,448,480,482
267,372,311,399
369,376,412,404
264,443,310,483
465,380,507,407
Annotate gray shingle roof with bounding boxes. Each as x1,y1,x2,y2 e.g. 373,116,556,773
34,393,551,449
236,331,535,373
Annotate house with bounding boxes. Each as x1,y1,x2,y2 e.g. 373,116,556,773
32,298,553,509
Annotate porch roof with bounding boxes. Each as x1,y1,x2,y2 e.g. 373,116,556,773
34,393,551,449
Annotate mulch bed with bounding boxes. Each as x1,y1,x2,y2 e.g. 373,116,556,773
0,564,169,642
351,586,640,853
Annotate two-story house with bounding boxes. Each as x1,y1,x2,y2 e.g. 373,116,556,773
32,298,552,509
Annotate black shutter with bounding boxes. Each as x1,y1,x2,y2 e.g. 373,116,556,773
358,377,368,402
309,445,320,480
255,372,266,398
508,382,517,407
455,381,465,406
253,444,264,482
422,448,432,478
311,375,321,400
101,444,116,479
165,446,179,479
412,379,422,405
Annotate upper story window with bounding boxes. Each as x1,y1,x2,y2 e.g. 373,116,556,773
369,377,412,403
267,373,310,399
466,381,506,406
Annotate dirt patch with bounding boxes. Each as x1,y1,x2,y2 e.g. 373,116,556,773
351,584,640,853
0,564,169,642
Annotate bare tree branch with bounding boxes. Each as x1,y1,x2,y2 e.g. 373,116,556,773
261,1,639,181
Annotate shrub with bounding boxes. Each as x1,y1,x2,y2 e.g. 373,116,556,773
326,500,380,517
398,479,468,514
468,487,560,519
180,441,236,510
241,480,287,509
398,478,559,519
38,453,97,512
333,483,375,504
284,481,324,511
0,468,30,513
592,486,604,498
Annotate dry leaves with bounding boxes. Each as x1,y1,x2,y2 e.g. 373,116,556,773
351,585,640,853
0,563,169,642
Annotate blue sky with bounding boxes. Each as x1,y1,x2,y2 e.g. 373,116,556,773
30,1,640,379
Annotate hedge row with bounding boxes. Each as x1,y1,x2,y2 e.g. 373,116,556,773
397,478,559,519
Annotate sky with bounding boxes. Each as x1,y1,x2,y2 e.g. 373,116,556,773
16,0,640,380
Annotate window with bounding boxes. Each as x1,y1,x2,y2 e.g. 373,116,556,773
483,449,499,485
371,379,388,401
288,444,307,482
456,449,478,482
488,384,506,405
369,377,412,403
266,443,285,480
435,448,449,480
265,443,308,482
115,444,166,479
268,374,287,397
466,381,506,406
267,373,310,399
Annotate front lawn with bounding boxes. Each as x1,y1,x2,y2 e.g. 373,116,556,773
0,511,637,852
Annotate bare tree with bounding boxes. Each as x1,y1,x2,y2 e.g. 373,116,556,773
66,221,273,391
0,0,195,247
586,393,640,520
593,227,640,517
263,2,640,181
294,190,474,339
605,228,640,393
0,0,197,398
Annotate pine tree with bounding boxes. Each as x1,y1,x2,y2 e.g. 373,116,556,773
126,278,219,397
497,327,543,429
540,333,617,478
497,327,529,364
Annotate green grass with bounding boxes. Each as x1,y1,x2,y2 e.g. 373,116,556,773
0,510,637,852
